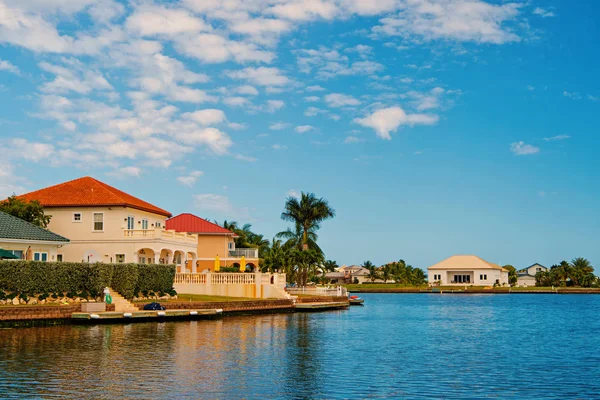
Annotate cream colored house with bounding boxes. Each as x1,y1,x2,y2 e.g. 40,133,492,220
517,263,546,286
17,177,198,270
0,210,69,261
428,255,509,286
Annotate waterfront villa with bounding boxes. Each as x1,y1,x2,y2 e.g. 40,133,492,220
517,263,547,286
0,210,70,261
166,213,260,272
428,255,509,286
326,265,370,284
15,177,198,270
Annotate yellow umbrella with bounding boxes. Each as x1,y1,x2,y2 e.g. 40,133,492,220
240,256,246,272
214,255,220,272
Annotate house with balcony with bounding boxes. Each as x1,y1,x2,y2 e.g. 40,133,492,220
427,255,509,286
517,263,547,286
166,213,260,272
15,177,198,270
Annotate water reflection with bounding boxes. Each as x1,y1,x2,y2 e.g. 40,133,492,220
2,295,600,399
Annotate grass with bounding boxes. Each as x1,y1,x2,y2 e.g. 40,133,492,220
343,284,600,292
343,284,428,291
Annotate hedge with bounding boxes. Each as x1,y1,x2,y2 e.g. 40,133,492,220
0,261,175,300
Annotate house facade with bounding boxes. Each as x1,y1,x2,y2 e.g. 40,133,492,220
0,210,70,261
428,255,509,286
517,263,546,286
16,177,198,270
166,213,260,272
326,265,371,284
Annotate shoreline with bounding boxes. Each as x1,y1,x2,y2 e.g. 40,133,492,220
347,287,600,294
0,296,349,328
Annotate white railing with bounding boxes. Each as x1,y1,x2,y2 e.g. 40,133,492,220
229,248,259,258
286,286,348,297
175,273,206,284
212,273,256,285
124,229,197,244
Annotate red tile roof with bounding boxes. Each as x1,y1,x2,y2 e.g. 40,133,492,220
166,213,235,235
17,176,172,217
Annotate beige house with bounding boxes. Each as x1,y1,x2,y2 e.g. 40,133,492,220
0,210,70,261
428,255,509,286
517,263,546,286
326,265,371,284
17,177,198,271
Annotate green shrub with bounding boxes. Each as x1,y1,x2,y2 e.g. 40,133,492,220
0,261,175,300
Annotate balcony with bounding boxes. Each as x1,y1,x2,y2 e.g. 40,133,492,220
123,228,197,244
229,248,259,258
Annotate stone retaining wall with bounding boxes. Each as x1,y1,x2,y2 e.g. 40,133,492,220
0,304,115,321
136,300,294,312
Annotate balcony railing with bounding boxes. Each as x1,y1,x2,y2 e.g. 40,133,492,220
123,229,197,244
229,248,259,258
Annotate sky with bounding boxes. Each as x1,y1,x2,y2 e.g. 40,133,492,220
0,0,599,271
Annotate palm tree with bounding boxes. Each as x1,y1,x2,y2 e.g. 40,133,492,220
262,239,286,273
276,225,323,255
361,260,375,270
281,192,335,251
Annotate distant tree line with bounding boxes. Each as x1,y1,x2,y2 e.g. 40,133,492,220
535,258,597,287
361,260,427,286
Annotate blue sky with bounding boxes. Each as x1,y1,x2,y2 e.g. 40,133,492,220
1,0,598,270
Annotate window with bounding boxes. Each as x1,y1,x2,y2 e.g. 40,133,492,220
536,267,542,272
116,254,125,263
155,222,161,228
139,256,146,264
57,254,63,262
34,252,48,262
127,216,135,230
93,213,104,231
8,250,23,259
142,219,148,230
73,213,82,222
228,242,234,250
433,274,441,281
480,274,487,280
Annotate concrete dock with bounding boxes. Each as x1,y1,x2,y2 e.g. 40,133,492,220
294,302,349,311
72,308,222,322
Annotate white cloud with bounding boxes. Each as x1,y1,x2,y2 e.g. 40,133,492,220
533,7,555,18
306,85,326,92
10,138,54,161
269,0,338,21
0,59,20,75
269,122,290,130
174,34,275,64
235,85,259,95
343,135,361,144
304,96,320,102
0,159,25,197
325,93,361,107
295,125,314,133
304,106,326,117
272,144,287,150
182,109,226,126
510,141,540,155
354,106,439,139
39,61,113,95
563,91,581,100
226,67,290,86
126,5,210,36
287,189,299,198
177,170,204,186
266,99,285,112
235,154,257,162
115,166,141,178
223,96,251,107
543,135,570,142
374,0,522,44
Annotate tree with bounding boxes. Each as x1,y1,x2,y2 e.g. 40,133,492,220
276,225,323,255
262,239,286,273
503,265,518,286
280,192,335,251
361,260,375,270
381,265,391,283
0,195,51,228
290,248,324,287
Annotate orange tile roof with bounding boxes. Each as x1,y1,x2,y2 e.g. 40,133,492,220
166,213,235,235
17,176,172,217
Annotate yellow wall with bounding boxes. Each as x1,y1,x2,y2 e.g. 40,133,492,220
0,241,65,262
197,235,231,259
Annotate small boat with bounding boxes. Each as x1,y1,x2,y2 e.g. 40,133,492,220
349,295,364,305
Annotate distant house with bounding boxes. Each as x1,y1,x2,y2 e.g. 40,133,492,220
517,263,547,286
427,255,509,286
326,265,371,284
0,210,69,261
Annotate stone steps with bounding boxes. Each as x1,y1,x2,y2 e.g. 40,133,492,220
107,288,139,312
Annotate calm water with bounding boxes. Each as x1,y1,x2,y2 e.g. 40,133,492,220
2,294,600,399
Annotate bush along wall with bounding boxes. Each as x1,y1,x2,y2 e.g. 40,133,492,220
0,261,176,302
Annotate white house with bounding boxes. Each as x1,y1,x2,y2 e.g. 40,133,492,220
428,255,509,286
516,263,547,286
